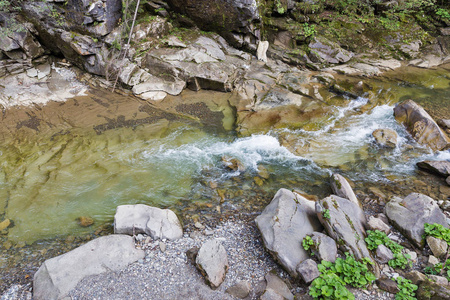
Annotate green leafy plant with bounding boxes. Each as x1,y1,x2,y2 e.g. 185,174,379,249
309,253,376,299
365,230,411,269
303,23,317,38
323,209,330,219
395,276,418,300
424,223,450,244
436,8,450,20
310,273,354,300
388,253,411,269
302,235,315,251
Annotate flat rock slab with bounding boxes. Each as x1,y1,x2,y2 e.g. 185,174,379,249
33,235,145,300
385,193,448,248
114,204,183,240
417,160,450,178
255,188,322,277
394,99,450,151
316,195,371,262
196,239,229,289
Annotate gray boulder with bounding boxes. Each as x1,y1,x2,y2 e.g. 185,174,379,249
394,99,450,151
255,188,322,276
367,216,391,234
297,259,320,284
426,236,448,258
262,272,294,300
165,0,260,49
372,128,398,148
330,174,361,208
225,280,251,299
385,193,448,248
375,244,394,264
33,235,145,300
114,204,183,240
195,239,229,289
316,195,372,262
310,232,338,263
417,160,450,178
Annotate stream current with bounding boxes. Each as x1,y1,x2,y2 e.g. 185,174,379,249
0,64,449,291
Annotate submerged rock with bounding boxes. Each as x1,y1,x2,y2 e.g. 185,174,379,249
255,188,322,277
33,235,145,300
372,128,398,148
195,239,229,289
316,195,372,262
385,193,448,248
114,204,183,240
394,99,450,151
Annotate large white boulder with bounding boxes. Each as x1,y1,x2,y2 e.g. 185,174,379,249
33,235,145,300
114,204,183,240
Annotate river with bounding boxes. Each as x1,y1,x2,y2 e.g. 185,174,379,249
0,63,449,291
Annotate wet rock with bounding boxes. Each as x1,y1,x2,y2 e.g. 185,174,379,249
376,277,399,294
76,216,94,227
316,195,372,262
222,156,246,172
225,280,251,299
417,280,450,299
405,270,427,285
257,41,269,63
263,272,294,300
372,128,398,148
417,160,450,178
308,37,354,65
195,239,228,289
376,244,394,264
297,259,320,284
255,188,322,276
310,232,338,263
394,99,450,151
330,173,361,208
33,235,145,300
426,236,448,258
367,216,391,234
114,204,183,241
385,193,448,248
0,219,11,231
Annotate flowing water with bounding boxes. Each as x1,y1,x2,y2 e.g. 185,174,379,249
1,64,449,291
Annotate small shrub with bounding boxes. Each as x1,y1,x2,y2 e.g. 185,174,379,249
309,253,376,299
366,230,410,269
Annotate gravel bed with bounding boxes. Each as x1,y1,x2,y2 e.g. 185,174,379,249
69,217,288,299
